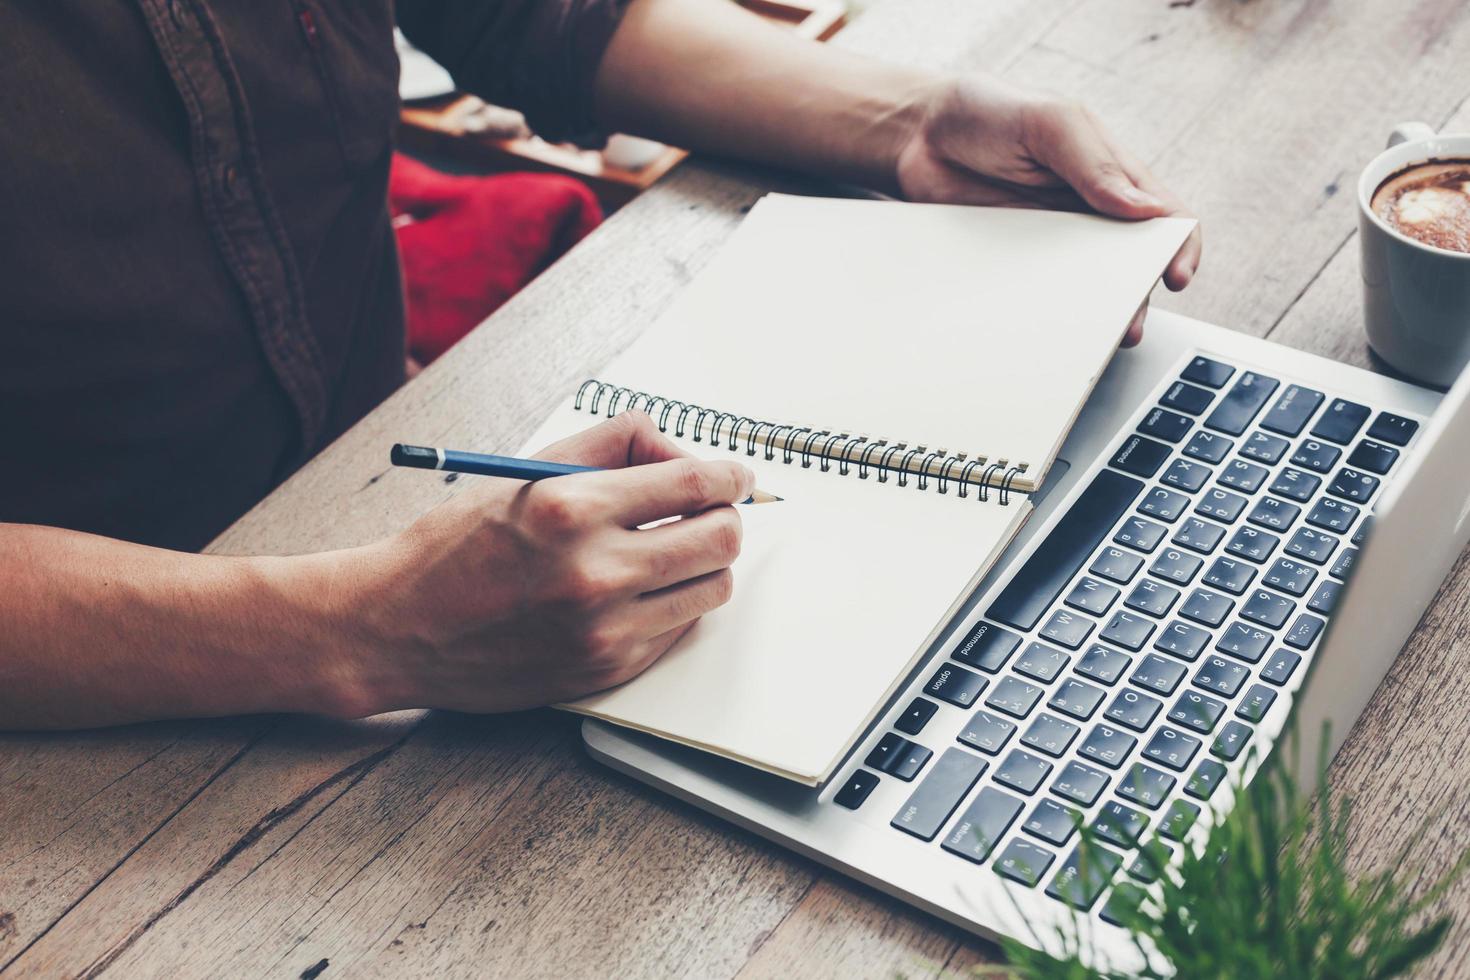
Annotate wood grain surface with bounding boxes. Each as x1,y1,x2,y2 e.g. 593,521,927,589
6,0,1470,976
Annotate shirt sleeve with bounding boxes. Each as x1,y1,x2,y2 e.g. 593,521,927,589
396,0,632,147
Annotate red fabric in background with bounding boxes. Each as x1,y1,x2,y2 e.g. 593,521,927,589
389,154,602,364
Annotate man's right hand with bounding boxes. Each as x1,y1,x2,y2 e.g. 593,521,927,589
336,412,755,717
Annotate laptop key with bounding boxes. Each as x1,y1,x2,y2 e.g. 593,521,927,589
1161,380,1215,415
1311,398,1371,444
1211,720,1253,761
987,470,1143,631
1246,496,1300,532
1138,407,1194,444
1226,526,1279,563
1180,588,1234,628
1284,613,1326,650
1024,797,1082,845
1347,437,1398,472
1161,459,1211,493
1158,799,1202,842
895,697,938,736
1094,800,1150,848
1118,762,1177,809
1076,644,1132,686
1366,411,1418,447
943,786,1023,863
1241,588,1294,629
1150,548,1203,585
1329,467,1380,504
1048,678,1107,721
1203,557,1256,595
1172,517,1227,554
1066,577,1122,616
1307,497,1359,533
1183,430,1233,464
1110,434,1173,479
1240,431,1290,465
1091,547,1144,584
1168,689,1227,734
1236,684,1278,723
1269,467,1321,502
994,749,1054,795
1047,845,1125,911
891,748,988,841
1291,438,1341,473
958,711,1018,755
1021,713,1082,758
1139,486,1190,523
1154,620,1210,662
866,733,932,779
1039,610,1096,650
1181,356,1235,389
1285,527,1339,566
1307,580,1342,616
1205,371,1279,435
1015,643,1070,683
1216,622,1272,663
1263,557,1317,597
925,663,988,708
953,621,1022,673
1193,655,1249,697
1218,459,1271,494
1261,384,1325,436
993,838,1055,887
1100,611,1156,651
1143,727,1204,774
1105,688,1163,731
985,676,1046,719
1196,488,1248,523
834,769,881,810
1330,547,1358,581
1051,760,1111,806
1125,580,1181,618
1130,654,1187,696
1125,841,1175,885
1185,759,1228,800
1079,723,1138,770
1260,649,1302,685
1353,517,1372,546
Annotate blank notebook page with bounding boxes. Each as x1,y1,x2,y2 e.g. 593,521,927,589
524,405,1031,785
599,195,1196,490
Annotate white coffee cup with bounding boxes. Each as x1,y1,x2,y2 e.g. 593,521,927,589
1358,123,1470,388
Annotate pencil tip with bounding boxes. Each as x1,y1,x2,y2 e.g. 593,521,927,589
745,489,783,504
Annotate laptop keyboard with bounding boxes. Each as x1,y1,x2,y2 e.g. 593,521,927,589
830,353,1421,923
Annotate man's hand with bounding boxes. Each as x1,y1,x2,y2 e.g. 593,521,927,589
343,412,753,715
893,75,1202,345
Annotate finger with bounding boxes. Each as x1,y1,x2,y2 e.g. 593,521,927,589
1029,105,1169,219
1123,299,1149,348
597,457,755,528
629,505,742,592
536,411,687,470
630,568,736,638
1094,134,1203,290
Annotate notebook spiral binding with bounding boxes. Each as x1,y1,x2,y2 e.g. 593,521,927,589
573,379,1025,505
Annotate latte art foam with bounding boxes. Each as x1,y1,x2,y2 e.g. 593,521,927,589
1371,160,1470,254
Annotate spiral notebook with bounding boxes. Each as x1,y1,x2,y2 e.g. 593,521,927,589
521,194,1195,785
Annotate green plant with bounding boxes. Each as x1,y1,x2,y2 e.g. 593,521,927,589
991,734,1470,979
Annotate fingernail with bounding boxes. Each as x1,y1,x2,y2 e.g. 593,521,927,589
1121,185,1163,208
740,465,757,495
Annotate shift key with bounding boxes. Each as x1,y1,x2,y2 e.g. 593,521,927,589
891,748,988,841
1205,372,1279,436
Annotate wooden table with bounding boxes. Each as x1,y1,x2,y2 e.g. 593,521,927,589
7,0,1470,976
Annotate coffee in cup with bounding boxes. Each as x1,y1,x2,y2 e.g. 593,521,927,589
1371,160,1470,254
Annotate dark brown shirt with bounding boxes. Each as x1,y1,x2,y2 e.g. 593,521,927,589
0,0,626,551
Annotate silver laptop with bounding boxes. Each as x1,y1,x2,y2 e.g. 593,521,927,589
582,308,1470,970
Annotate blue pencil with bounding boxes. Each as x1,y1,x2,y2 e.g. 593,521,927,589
390,444,782,504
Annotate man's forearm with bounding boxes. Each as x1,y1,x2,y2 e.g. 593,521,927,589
594,0,936,194
0,524,369,729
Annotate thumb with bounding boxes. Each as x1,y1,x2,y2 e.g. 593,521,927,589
536,411,690,470
1030,105,1168,219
